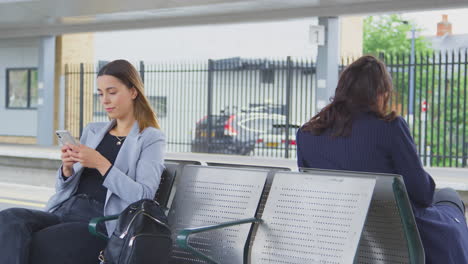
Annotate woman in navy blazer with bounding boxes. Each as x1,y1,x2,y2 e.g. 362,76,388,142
0,60,165,264
296,55,468,263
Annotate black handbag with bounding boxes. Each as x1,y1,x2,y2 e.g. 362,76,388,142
99,199,172,264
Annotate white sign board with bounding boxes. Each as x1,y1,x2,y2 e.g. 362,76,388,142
309,25,325,46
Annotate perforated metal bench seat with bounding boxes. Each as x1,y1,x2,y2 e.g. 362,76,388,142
302,169,425,264
89,163,424,264
177,169,425,264
169,165,270,264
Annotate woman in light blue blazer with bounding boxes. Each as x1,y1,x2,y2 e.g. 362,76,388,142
0,60,165,264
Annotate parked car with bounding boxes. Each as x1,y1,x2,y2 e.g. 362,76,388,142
254,123,301,158
191,112,287,155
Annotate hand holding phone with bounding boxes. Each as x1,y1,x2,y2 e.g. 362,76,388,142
55,130,78,146
56,130,78,177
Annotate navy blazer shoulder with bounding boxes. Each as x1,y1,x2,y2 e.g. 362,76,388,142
296,112,468,263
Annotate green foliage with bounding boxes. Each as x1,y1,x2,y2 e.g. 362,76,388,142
362,16,467,167
363,15,432,55
384,53,468,167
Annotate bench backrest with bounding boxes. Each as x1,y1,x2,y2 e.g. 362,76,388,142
168,165,269,264
301,169,425,264
154,162,182,209
250,170,376,263
355,174,425,264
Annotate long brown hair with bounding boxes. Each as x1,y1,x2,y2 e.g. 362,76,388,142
98,60,160,131
302,55,396,137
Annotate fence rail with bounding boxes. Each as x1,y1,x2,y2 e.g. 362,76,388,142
379,51,467,167
64,53,467,167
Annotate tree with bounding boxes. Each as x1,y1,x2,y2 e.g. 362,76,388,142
363,15,432,55
363,15,467,168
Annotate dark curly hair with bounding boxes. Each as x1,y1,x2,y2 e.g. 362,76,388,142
302,55,396,137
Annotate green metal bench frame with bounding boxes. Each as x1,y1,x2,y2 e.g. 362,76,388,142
174,171,375,263
90,165,423,264
173,170,425,264
89,164,268,264
176,218,262,263
392,176,425,264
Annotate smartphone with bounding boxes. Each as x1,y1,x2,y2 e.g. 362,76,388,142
55,130,78,146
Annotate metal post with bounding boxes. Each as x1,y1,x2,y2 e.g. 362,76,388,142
36,36,56,146
285,56,293,159
463,49,468,167
139,61,145,84
315,17,340,114
421,100,427,164
409,26,416,120
58,74,65,130
79,63,84,138
207,60,214,153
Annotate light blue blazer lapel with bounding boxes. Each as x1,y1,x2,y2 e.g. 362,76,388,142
113,121,139,175
105,121,140,201
72,119,117,175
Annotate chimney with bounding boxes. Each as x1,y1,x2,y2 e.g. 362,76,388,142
437,14,452,37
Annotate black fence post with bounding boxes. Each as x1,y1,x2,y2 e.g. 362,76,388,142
60,54,468,164
79,63,84,138
378,52,385,61
463,49,468,168
207,60,214,153
139,61,145,84
285,56,293,159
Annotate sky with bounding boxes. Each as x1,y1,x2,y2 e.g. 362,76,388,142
402,8,468,36
95,8,468,62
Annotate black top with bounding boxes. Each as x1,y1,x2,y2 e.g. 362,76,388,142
75,132,125,204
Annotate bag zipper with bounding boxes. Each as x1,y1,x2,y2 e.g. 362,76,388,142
98,250,105,262
128,233,170,247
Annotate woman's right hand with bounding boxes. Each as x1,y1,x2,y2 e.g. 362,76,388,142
61,144,77,177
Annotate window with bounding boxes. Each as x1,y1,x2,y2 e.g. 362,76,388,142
260,68,275,84
240,116,279,134
248,103,286,115
6,68,38,109
98,60,110,71
147,96,167,118
92,94,167,118
93,93,107,119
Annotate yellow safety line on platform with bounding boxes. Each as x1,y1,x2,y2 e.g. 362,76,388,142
0,198,45,208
